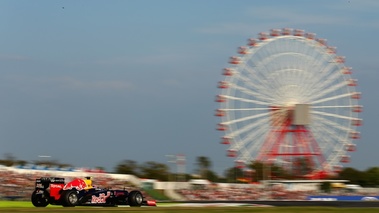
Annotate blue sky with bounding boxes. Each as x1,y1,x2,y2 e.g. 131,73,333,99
0,0,378,175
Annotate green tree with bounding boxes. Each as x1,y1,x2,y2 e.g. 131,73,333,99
320,181,331,193
0,153,17,166
224,166,244,183
114,160,140,176
139,161,169,181
337,167,363,185
204,170,219,182
364,167,379,187
196,156,212,179
247,160,292,181
249,161,265,181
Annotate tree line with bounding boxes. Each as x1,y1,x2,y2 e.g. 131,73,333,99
1,153,378,187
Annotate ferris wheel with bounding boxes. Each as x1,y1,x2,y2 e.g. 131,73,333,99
215,28,362,176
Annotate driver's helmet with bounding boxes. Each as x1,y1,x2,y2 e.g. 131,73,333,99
83,176,93,189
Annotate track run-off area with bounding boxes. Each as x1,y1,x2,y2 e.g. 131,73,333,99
1,201,379,213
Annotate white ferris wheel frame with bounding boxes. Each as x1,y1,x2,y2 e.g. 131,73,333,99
216,29,362,174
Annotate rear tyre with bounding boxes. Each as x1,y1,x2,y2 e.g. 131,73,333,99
61,190,79,207
31,190,49,207
128,190,143,207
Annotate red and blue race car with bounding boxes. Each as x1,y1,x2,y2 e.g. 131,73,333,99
31,177,156,207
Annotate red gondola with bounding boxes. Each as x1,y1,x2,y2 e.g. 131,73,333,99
270,29,281,37
305,32,316,40
347,79,357,86
247,38,258,46
215,95,227,102
229,56,241,64
217,124,227,131
326,46,336,54
215,109,226,117
227,149,237,157
235,160,245,169
345,144,356,152
351,92,361,99
258,32,268,40
351,119,362,126
218,81,229,89
282,28,292,35
317,38,327,46
341,67,352,74
350,131,360,139
223,68,234,76
335,56,345,63
340,155,350,163
352,105,363,113
221,136,231,145
294,29,304,36
238,46,249,54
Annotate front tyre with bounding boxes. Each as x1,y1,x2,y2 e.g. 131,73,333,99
31,190,49,207
61,190,79,207
128,190,143,207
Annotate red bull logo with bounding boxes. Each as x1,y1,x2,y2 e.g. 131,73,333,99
63,179,87,191
91,192,111,204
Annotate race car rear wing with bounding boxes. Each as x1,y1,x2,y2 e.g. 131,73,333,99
35,177,65,189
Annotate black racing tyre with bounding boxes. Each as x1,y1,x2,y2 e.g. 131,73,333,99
31,190,49,207
61,190,79,207
128,190,143,207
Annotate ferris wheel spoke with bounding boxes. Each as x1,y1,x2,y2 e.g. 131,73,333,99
229,83,275,103
230,124,267,151
306,72,347,101
242,63,282,98
311,112,354,132
310,123,343,149
222,94,270,106
310,92,353,105
221,107,269,111
225,116,269,139
244,130,274,160
302,58,348,97
239,134,267,162
310,120,348,154
300,65,336,98
311,105,356,109
221,111,269,125
236,125,270,161
232,72,277,102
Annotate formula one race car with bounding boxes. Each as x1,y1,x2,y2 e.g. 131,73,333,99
31,177,156,207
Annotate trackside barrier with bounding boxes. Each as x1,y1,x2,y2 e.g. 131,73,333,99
307,196,379,201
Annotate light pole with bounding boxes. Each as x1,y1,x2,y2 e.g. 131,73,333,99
176,154,186,182
165,154,186,182
165,155,176,181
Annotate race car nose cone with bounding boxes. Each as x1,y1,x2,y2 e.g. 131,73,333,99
147,200,157,206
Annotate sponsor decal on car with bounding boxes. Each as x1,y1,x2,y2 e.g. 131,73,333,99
63,179,87,191
91,192,111,204
115,192,125,196
50,184,63,189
